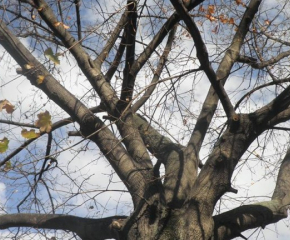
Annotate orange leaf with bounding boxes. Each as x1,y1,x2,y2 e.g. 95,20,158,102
208,5,215,14
206,14,217,22
229,18,235,25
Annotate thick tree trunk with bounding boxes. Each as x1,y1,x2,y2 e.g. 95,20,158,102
119,201,214,240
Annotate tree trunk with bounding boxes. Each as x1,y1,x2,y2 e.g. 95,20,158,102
119,200,214,240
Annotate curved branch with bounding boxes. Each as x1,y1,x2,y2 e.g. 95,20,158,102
235,77,290,110
129,0,204,78
169,0,235,119
237,50,290,69
184,0,262,172
213,201,287,240
0,20,148,207
213,147,290,239
0,117,73,167
0,213,127,240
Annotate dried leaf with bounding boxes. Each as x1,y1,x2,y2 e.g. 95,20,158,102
35,111,52,133
208,5,215,14
229,18,235,25
0,99,15,113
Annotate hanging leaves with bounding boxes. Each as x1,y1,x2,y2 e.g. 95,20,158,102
0,137,9,153
21,129,41,139
35,111,52,133
0,99,15,114
44,48,60,65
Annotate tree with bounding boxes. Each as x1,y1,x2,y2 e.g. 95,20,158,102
0,0,290,239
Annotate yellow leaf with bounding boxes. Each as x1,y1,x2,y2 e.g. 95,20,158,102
0,137,9,153
37,75,45,84
0,99,15,113
44,48,60,65
35,111,52,133
21,129,41,139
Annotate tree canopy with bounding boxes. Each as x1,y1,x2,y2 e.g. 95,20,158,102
1,0,290,239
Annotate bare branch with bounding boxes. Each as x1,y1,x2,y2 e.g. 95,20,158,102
237,50,290,69
0,213,127,240
213,147,290,239
0,20,147,206
0,119,36,128
95,11,128,67
120,1,138,105
184,0,262,169
32,0,120,112
129,0,204,77
169,0,235,119
235,77,290,110
132,24,177,113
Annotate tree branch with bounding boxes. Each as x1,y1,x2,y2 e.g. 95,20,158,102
235,77,290,110
0,20,147,207
169,0,235,119
237,50,290,69
129,0,204,78
213,147,290,239
184,0,262,174
33,0,119,112
253,85,290,125
132,24,177,113
120,1,138,106
95,11,128,67
133,114,197,207
0,213,127,240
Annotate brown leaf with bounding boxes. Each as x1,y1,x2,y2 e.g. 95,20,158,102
0,99,15,113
